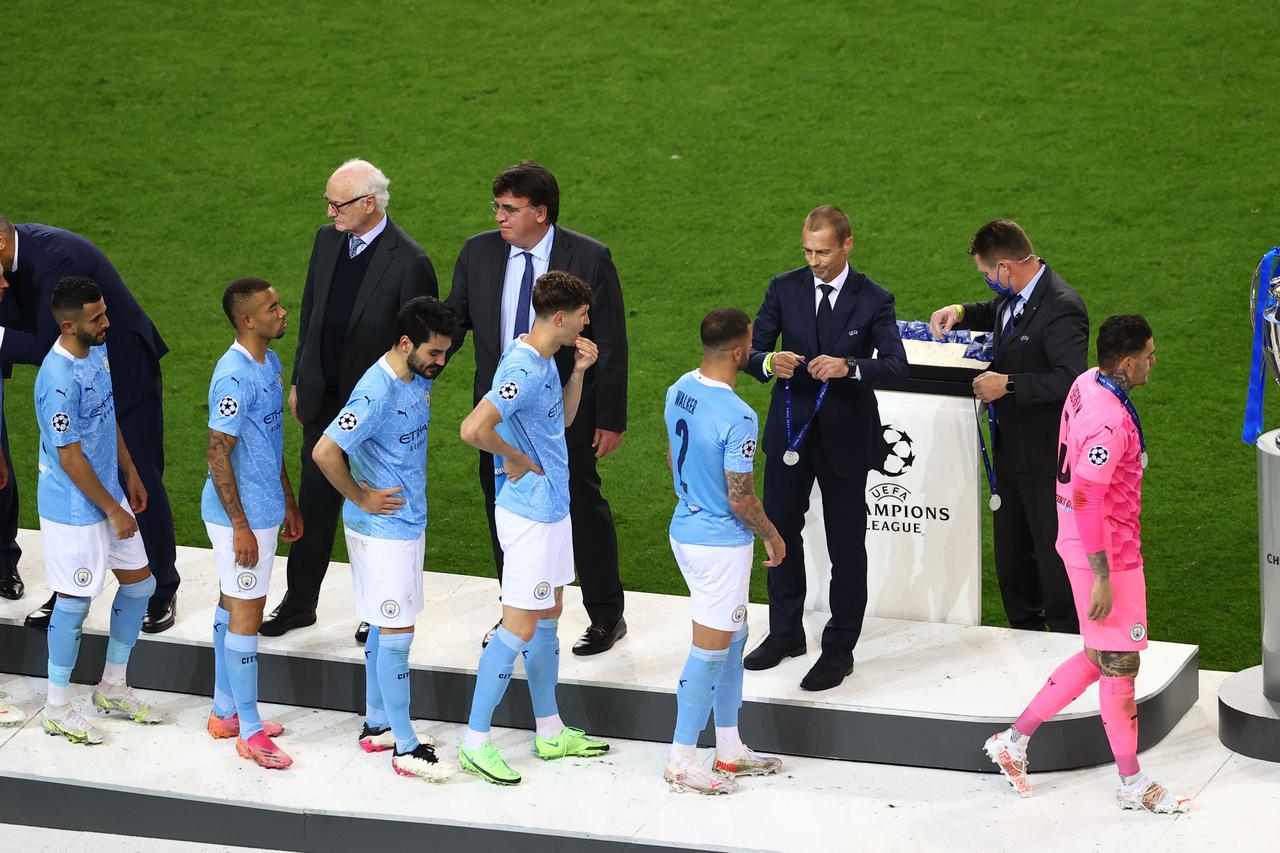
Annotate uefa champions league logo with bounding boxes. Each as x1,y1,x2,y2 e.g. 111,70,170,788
51,412,71,433
237,571,256,591
337,410,359,431
875,425,916,477
217,396,239,418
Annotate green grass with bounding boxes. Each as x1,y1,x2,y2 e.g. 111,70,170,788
4,1,1276,671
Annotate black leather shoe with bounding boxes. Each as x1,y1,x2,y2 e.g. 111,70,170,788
742,634,806,671
141,594,177,634
355,621,370,644
25,593,57,630
799,651,854,691
480,619,502,649
259,604,317,637
0,564,23,600
572,617,627,656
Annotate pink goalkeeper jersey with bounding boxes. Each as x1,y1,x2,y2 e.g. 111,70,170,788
1055,368,1144,572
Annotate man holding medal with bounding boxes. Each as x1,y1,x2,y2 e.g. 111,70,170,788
984,315,1191,814
742,205,908,691
929,220,1088,634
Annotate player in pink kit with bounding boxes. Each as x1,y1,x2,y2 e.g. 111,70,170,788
984,315,1190,814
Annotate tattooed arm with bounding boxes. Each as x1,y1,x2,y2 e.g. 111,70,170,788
207,429,258,568
725,470,786,567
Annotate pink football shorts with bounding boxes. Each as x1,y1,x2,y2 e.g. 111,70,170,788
1066,564,1149,652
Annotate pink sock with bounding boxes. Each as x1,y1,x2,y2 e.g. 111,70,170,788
1014,651,1101,737
1099,675,1140,777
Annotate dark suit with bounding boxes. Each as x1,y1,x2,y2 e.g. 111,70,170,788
749,265,907,654
447,226,628,627
957,262,1088,632
0,223,175,603
283,217,438,611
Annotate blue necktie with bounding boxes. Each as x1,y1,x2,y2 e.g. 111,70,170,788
348,235,365,259
513,251,534,337
1001,299,1023,342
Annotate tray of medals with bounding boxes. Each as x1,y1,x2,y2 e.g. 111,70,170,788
894,321,992,395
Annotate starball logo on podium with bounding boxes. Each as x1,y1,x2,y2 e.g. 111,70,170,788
866,424,954,535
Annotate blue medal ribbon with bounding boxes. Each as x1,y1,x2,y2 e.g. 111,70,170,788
1095,372,1146,462
784,368,830,459
1243,247,1280,444
974,399,999,509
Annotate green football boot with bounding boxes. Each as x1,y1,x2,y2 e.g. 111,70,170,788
459,741,522,785
533,726,609,760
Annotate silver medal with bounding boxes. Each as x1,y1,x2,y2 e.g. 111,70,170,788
989,493,1002,512
783,450,800,466
1140,451,1149,469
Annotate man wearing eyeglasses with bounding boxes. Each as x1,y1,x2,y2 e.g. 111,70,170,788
928,219,1088,634
260,159,438,640
447,161,629,656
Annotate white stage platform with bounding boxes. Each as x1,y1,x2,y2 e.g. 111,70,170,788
0,671,1271,853
0,529,1198,772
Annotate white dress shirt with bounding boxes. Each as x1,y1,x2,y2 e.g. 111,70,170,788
1001,262,1046,329
348,213,387,257
500,225,555,344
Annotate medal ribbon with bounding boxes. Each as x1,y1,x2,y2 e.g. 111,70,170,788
1095,372,1146,461
974,398,998,505
784,369,830,457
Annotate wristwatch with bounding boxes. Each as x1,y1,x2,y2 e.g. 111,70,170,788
1005,378,1016,394
844,356,858,378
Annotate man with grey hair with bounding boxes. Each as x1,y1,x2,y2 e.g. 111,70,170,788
260,159,439,639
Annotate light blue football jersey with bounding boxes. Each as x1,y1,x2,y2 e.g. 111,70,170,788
35,342,123,526
201,342,286,530
324,356,432,540
664,370,758,547
484,339,569,523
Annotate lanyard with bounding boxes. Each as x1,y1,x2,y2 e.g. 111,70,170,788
974,398,1000,511
783,370,829,465
1094,372,1148,467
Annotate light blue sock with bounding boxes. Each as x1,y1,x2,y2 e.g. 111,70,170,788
674,644,729,745
106,575,155,667
376,632,417,753
364,624,388,729
713,627,749,727
224,631,263,739
211,605,235,718
467,626,527,734
47,595,91,690
523,618,560,719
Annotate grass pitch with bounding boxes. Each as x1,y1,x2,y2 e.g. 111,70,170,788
4,1,1277,670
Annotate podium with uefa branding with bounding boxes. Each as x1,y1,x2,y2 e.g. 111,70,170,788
803,338,987,625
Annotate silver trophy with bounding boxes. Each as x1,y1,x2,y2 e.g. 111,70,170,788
1221,248,1280,761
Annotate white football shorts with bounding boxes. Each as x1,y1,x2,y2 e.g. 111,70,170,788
669,536,753,632
345,527,425,629
205,522,278,600
495,505,574,610
41,499,149,598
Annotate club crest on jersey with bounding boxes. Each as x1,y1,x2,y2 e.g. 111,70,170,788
1087,445,1110,466
217,395,239,418
381,599,400,619
533,581,551,601
740,438,757,460
337,410,359,431
1130,622,1147,642
51,412,71,433
237,571,257,591
731,604,747,623
498,381,519,401
73,567,92,587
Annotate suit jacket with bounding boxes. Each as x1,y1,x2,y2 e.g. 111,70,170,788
446,226,628,446
291,217,438,425
957,263,1088,473
748,266,908,478
0,223,168,414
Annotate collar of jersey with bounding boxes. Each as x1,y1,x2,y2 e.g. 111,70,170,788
692,369,732,391
52,341,78,362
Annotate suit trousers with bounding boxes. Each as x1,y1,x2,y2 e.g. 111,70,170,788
477,443,624,627
0,409,20,570
762,426,870,655
283,388,345,613
992,454,1079,633
118,382,179,605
